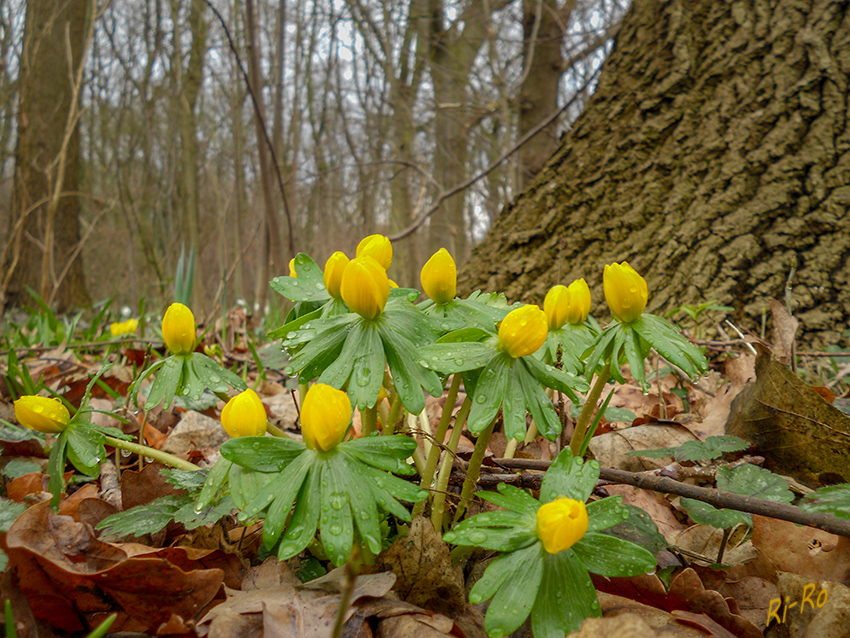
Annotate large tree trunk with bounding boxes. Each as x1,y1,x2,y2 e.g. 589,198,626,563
3,0,91,310
461,0,850,349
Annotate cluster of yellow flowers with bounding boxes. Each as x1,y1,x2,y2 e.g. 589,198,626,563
108,318,139,338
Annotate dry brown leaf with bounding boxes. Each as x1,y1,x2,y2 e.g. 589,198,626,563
586,592,706,637
6,472,47,502
668,568,763,638
241,556,301,591
5,502,224,634
161,410,229,454
726,346,850,486
772,572,850,638
671,524,759,567
751,514,850,584
769,299,799,365
693,565,779,630
689,356,755,440
377,516,466,617
602,484,686,543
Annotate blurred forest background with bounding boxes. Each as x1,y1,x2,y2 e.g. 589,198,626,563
0,0,624,314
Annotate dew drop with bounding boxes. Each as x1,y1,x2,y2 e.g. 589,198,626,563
32,405,44,414
454,359,464,367
468,530,488,544
329,524,343,535
329,491,349,510
443,532,457,543
475,395,486,404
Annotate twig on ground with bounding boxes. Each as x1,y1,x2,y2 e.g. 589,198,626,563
492,458,850,538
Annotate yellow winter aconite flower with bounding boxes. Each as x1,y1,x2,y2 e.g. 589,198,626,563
221,389,268,438
109,318,139,337
300,383,352,452
544,285,570,330
498,305,548,358
289,258,298,278
162,302,196,355
536,497,589,554
323,251,349,299
356,234,393,270
566,279,591,325
421,248,456,304
603,262,648,324
14,395,70,434
340,256,390,320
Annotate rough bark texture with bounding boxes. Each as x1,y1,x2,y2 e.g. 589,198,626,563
5,0,90,310
461,0,850,349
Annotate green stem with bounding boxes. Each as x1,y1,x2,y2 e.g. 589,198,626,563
104,436,200,471
419,374,461,491
385,393,403,434
570,366,611,457
429,396,472,531
452,416,497,524
361,405,378,437
266,423,291,439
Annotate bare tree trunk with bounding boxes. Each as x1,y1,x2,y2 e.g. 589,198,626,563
245,0,285,313
3,0,91,310
461,0,850,350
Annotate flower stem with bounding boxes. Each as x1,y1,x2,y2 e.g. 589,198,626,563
429,395,472,532
452,415,497,524
570,366,610,457
266,423,291,439
104,436,200,471
385,393,403,434
361,405,378,437
419,374,461,491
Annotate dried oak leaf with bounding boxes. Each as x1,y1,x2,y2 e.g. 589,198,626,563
5,502,223,634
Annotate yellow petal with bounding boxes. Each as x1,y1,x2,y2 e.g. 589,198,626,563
162,303,196,355
323,252,350,299
221,389,268,438
421,248,457,304
498,305,548,358
543,285,570,330
356,234,393,270
14,395,70,434
301,383,352,452
340,256,390,320
603,262,648,323
565,279,591,325
289,258,298,278
536,498,589,554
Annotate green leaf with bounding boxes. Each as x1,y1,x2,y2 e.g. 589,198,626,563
540,448,599,504
65,425,105,475
220,436,307,472
435,327,493,344
0,498,26,532
378,322,442,414
229,465,277,511
485,543,545,637
144,356,185,410
523,355,587,401
47,433,68,509
629,436,750,462
320,455,355,566
162,468,208,493
518,361,562,441
195,458,232,511
278,464,322,560
680,497,749,529
190,353,246,394
586,496,628,532
269,255,331,302
97,495,187,537
418,342,496,373
267,305,324,340
0,420,46,443
501,360,528,441
259,451,316,548
443,512,537,553
352,461,427,522
341,436,417,475
286,318,355,381
531,551,599,638
466,354,509,434
1,459,42,479
600,503,668,555
469,542,541,605
623,325,648,391
338,455,382,555
717,464,794,504
480,483,541,517
635,314,708,378
174,495,235,530
573,532,656,577
583,323,621,380
800,484,850,520
344,323,385,409
318,320,363,390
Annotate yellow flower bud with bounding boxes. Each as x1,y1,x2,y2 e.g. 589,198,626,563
109,318,139,338
544,285,570,330
14,395,70,434
323,251,350,299
603,262,648,324
300,383,352,452
421,248,456,304
162,302,196,355
498,305,548,358
566,279,591,325
289,258,298,278
221,389,268,438
356,234,393,270
536,498,589,554
340,256,390,320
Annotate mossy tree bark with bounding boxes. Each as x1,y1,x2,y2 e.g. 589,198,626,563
460,0,850,349
4,0,91,311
